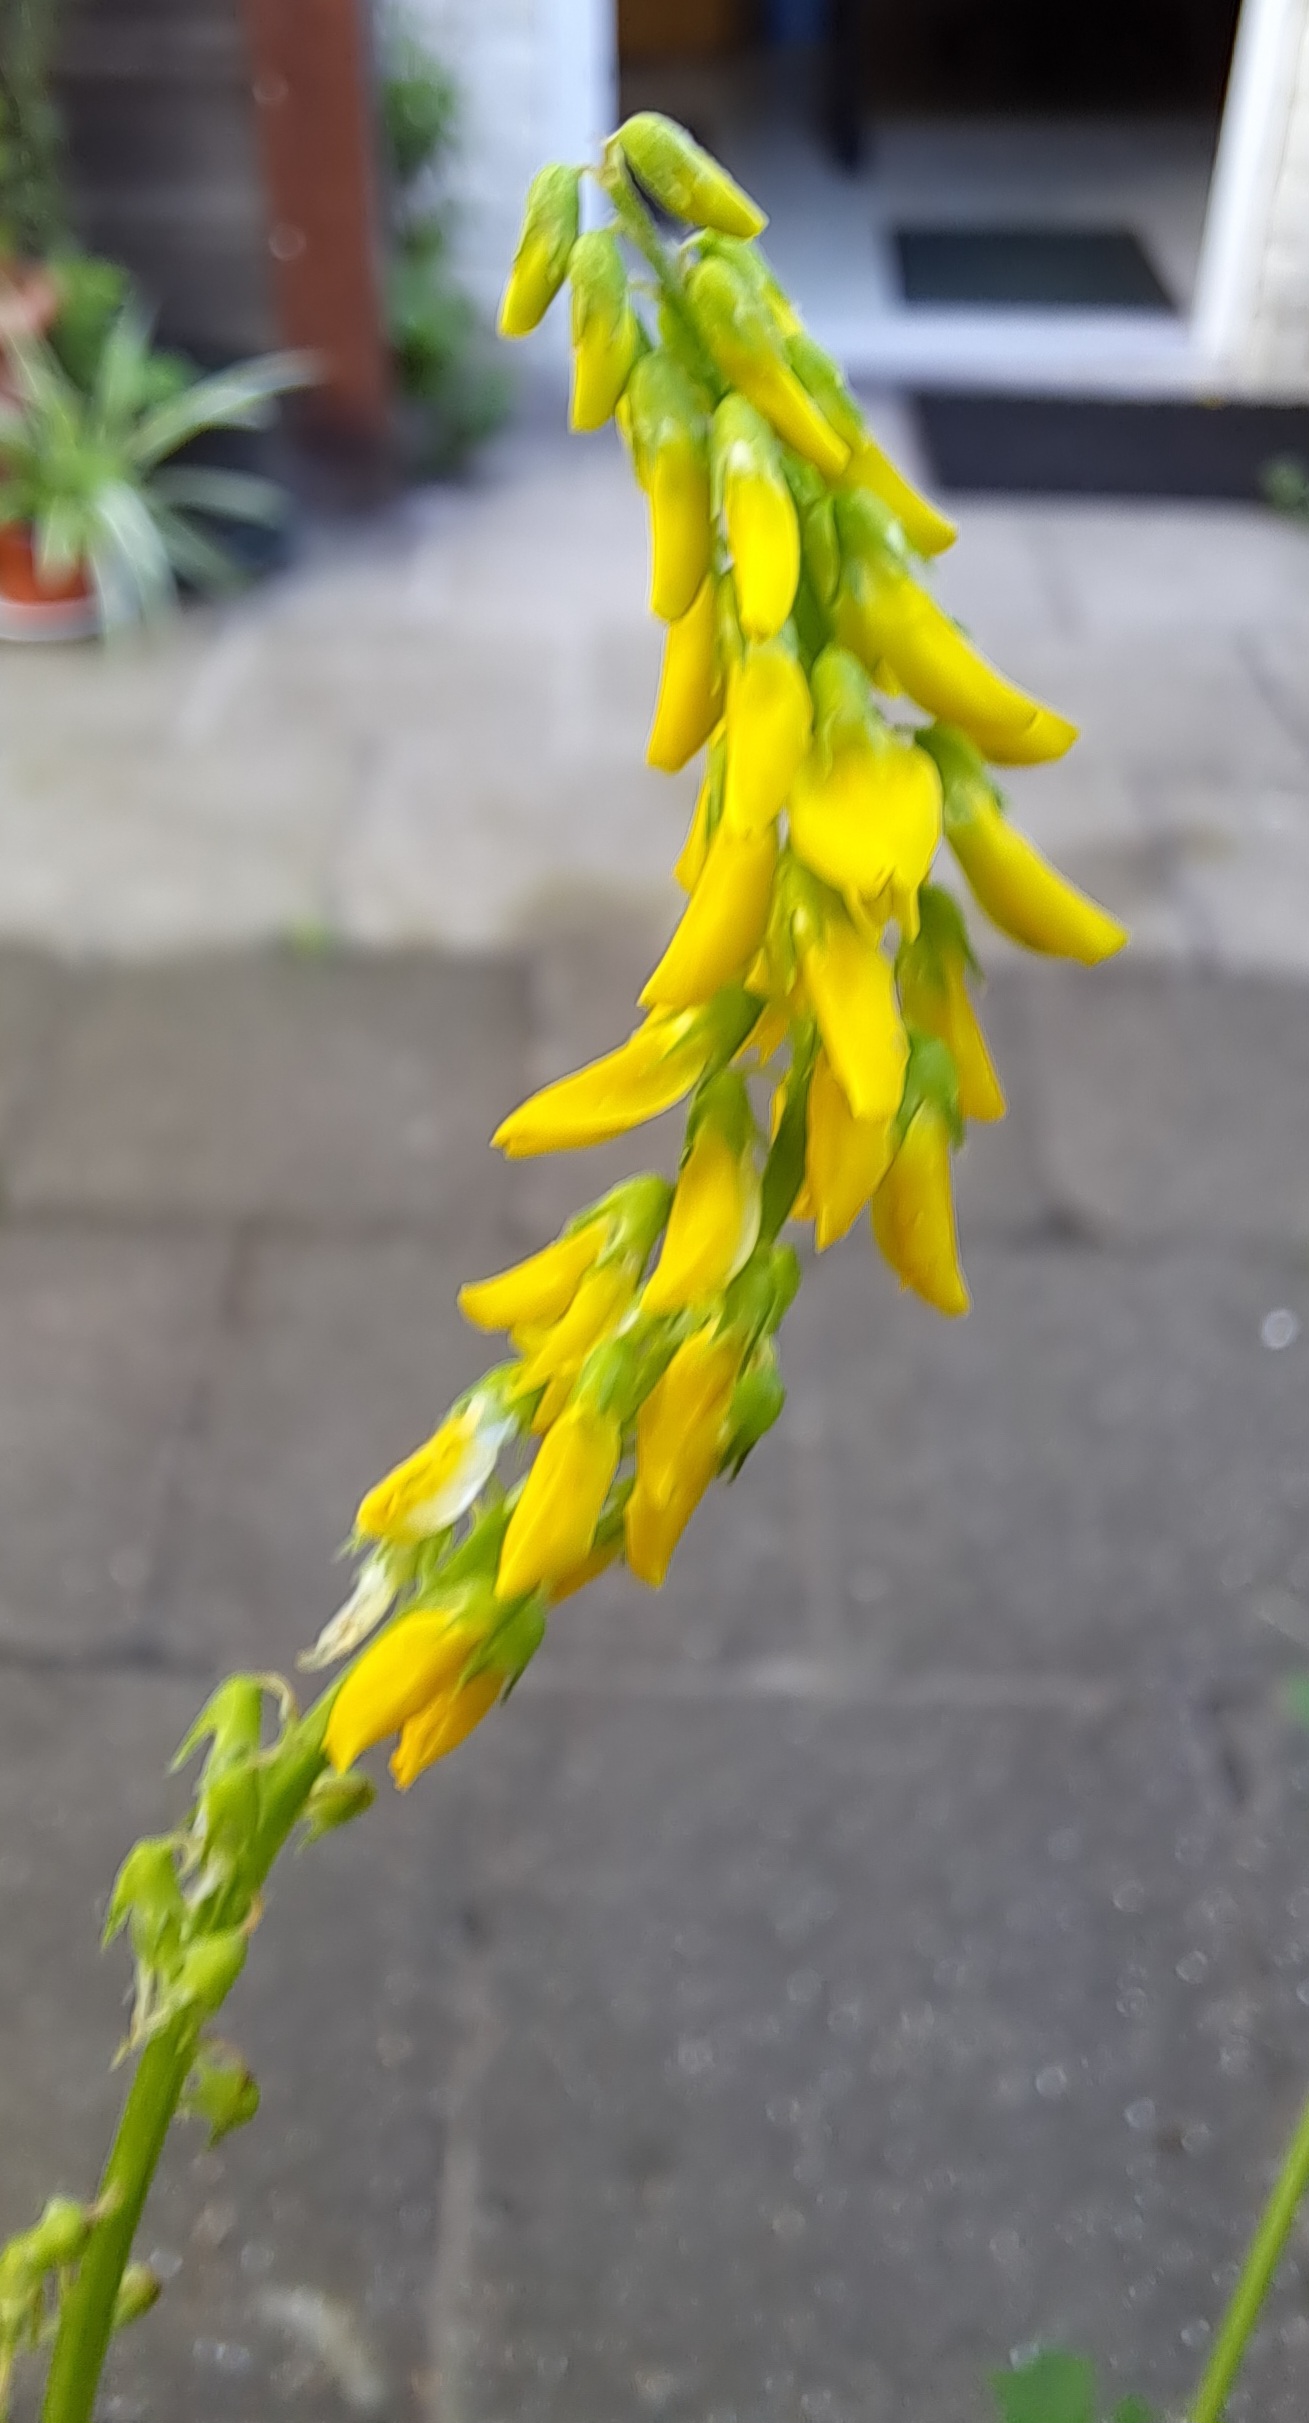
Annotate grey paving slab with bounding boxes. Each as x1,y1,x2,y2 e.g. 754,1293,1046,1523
6,953,526,1226
0,1226,228,1659
1022,963,1309,1247
149,1231,512,1673
454,1685,1309,2423
794,1236,1309,1686
982,630,1309,790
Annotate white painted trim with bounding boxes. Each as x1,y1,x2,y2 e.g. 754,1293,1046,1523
1191,0,1304,372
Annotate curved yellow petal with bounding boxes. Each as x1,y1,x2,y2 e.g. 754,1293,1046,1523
648,443,713,623
788,736,941,905
721,642,813,837
842,437,957,557
326,1609,475,1771
497,1401,622,1598
642,1128,760,1313
635,1325,740,1509
390,1667,503,1789
356,1397,510,1544
493,1012,703,1157
459,1222,605,1335
947,794,1128,964
871,1106,970,1317
648,576,723,772
799,920,908,1126
641,824,777,1009
805,1049,893,1249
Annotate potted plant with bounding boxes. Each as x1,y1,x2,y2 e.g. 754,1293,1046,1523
0,302,314,636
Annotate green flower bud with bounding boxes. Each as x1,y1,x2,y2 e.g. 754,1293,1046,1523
300,1768,377,1843
113,2264,162,2330
617,113,766,238
25,2197,92,2275
172,1676,265,1781
103,1838,184,1967
183,2039,261,2145
498,163,580,337
174,1929,248,2019
723,1344,786,1477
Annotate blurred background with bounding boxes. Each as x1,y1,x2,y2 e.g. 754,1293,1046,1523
4,5,1309,2422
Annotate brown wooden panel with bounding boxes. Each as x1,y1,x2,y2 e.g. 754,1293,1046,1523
239,0,389,445
618,0,746,61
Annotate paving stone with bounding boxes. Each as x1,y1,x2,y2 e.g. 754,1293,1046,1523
1035,502,1309,640
797,1236,1309,1686
455,1685,1309,2423
0,951,71,1163
149,1231,510,1673
981,631,1309,790
7,953,526,1225
1023,963,1309,1246
0,1227,228,1659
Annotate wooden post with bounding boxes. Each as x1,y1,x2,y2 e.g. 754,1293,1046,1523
239,0,390,451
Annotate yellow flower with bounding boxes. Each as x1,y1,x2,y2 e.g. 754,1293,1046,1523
805,1048,892,1249
326,1604,486,1773
840,436,957,557
640,822,777,1010
721,640,813,837
390,1667,503,1789
688,256,849,480
712,394,800,641
674,743,722,892
898,888,1005,1123
493,1010,704,1157
497,164,580,337
624,1467,710,1586
459,1221,606,1336
871,1103,970,1318
837,564,1076,760
643,1120,760,1314
920,728,1128,964
634,1324,741,1509
797,913,908,1126
355,1389,515,1545
647,575,723,772
788,727,941,914
516,1259,637,1397
547,1530,624,1604
628,351,712,622
568,231,640,432
497,1400,622,1598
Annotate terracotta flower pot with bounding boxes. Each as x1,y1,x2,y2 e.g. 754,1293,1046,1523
0,525,99,641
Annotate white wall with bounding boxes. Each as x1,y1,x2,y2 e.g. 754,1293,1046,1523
399,0,616,325
1195,0,1309,392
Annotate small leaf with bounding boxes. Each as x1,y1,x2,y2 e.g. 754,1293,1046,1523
990,2350,1096,2423
1112,2398,1155,2423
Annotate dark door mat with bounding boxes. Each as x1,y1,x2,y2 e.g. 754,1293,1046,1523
895,227,1173,310
912,390,1309,500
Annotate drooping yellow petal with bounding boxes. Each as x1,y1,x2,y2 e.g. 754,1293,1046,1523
901,959,1006,1123
841,438,956,557
675,754,718,892
497,1401,622,1598
459,1222,606,1336
326,1608,478,1771
648,575,723,772
641,823,777,1010
390,1667,502,1789
634,1325,740,1509
836,569,1075,759
798,919,908,1126
713,395,800,641
788,735,941,906
547,1532,623,1603
647,443,713,622
517,1260,636,1391
356,1395,512,1545
493,1012,704,1158
624,1468,710,1587
642,1127,760,1314
871,1105,970,1317
805,1048,893,1249
721,642,813,837
946,791,1128,964
497,164,580,338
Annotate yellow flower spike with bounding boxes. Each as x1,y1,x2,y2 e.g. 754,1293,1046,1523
796,910,908,1127
390,1666,503,1789
325,1605,482,1773
569,230,641,433
780,328,958,558
872,1101,970,1319
628,351,713,623
647,575,723,772
615,113,767,239
634,1324,741,1510
516,1259,637,1392
459,1222,607,1337
919,726,1128,965
497,1399,622,1598
493,1009,702,1157
721,639,813,837
687,256,849,481
805,1049,893,1249
497,163,580,337
712,394,800,642
642,1077,761,1314
356,1387,516,1545
788,726,942,909
899,886,1006,1123
641,821,777,1010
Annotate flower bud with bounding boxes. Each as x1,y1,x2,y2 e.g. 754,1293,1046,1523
805,1047,893,1248
175,1929,249,2018
497,1399,622,1598
617,113,766,237
460,1219,607,1337
301,1768,377,1842
114,2264,162,2330
640,821,776,1010
898,884,1006,1121
687,257,848,479
569,230,640,432
184,2038,261,2145
643,1074,761,1313
355,1382,517,1545
628,351,712,621
498,164,580,336
721,638,812,836
872,1090,969,1318
918,726,1127,964
795,906,908,1127
712,395,799,641
647,574,722,772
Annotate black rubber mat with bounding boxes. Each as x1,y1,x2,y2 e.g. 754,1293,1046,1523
912,390,1309,499
895,227,1173,310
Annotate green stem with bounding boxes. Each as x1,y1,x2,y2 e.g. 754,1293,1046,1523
1190,2088,1309,2423
598,147,724,400
38,2023,197,2423
39,1697,335,2423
